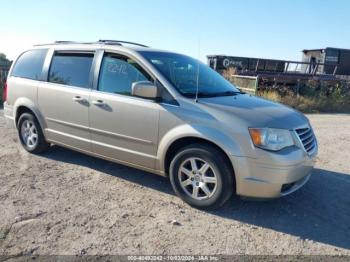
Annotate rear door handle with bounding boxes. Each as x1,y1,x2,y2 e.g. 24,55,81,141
92,100,106,106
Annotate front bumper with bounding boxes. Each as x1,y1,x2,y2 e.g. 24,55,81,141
230,146,317,198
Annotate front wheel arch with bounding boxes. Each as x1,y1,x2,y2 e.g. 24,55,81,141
169,143,235,209
164,137,236,192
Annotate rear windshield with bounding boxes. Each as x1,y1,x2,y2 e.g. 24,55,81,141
11,49,47,80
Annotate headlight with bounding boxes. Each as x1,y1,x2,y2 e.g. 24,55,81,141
249,128,295,151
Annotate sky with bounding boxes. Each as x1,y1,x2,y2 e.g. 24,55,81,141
1,0,350,62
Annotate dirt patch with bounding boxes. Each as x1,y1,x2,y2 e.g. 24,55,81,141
0,111,349,255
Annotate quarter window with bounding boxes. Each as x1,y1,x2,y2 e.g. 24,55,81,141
11,49,47,80
48,53,93,88
98,54,152,95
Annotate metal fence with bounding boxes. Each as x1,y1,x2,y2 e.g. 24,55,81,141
230,75,258,94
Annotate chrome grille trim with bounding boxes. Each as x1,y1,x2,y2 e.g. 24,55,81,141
295,127,317,155
297,128,310,136
304,137,314,147
301,132,313,141
305,142,316,152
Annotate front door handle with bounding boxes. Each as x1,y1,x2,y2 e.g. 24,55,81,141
73,96,85,102
92,100,106,106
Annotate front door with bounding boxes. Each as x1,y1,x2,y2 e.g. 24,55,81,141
89,52,160,170
38,51,94,152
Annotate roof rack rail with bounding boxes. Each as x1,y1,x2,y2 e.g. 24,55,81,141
98,40,149,48
35,40,149,48
54,41,96,45
35,41,95,46
54,41,78,44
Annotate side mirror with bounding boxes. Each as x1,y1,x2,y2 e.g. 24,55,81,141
131,81,159,99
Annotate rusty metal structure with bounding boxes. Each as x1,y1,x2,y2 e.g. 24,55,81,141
208,47,350,78
207,47,350,93
208,55,340,80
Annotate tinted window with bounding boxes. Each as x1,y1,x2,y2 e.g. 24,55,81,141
98,54,152,95
11,49,47,80
49,53,93,88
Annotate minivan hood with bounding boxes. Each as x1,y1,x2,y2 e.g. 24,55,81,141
199,94,308,129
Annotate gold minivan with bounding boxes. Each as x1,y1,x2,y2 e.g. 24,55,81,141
3,40,317,209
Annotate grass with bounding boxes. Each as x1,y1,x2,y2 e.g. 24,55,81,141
258,88,350,113
222,67,350,113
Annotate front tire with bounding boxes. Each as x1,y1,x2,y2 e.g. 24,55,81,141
17,113,50,154
169,143,234,209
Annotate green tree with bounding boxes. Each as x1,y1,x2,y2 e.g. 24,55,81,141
0,52,10,101
0,52,11,66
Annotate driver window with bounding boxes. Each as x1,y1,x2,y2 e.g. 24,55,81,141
98,53,153,96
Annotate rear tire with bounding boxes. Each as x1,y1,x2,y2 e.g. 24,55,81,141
169,143,234,209
17,113,50,154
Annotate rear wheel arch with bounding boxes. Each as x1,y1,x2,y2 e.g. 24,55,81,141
16,106,35,126
17,112,50,153
14,103,47,131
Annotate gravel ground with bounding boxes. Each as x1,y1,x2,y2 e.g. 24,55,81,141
0,110,349,256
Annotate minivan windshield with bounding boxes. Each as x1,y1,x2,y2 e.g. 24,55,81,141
140,51,241,98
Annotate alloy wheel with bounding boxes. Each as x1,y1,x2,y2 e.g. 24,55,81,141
20,120,38,149
178,157,218,200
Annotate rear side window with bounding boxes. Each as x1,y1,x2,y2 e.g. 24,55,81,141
48,53,93,88
11,49,47,80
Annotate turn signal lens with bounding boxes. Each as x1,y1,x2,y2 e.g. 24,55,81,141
249,128,263,146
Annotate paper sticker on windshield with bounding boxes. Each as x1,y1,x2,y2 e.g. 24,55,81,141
107,61,128,75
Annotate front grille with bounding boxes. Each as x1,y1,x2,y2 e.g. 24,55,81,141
295,127,317,154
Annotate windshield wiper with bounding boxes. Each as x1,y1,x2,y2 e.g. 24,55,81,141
204,90,244,97
182,90,244,98
182,92,213,98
